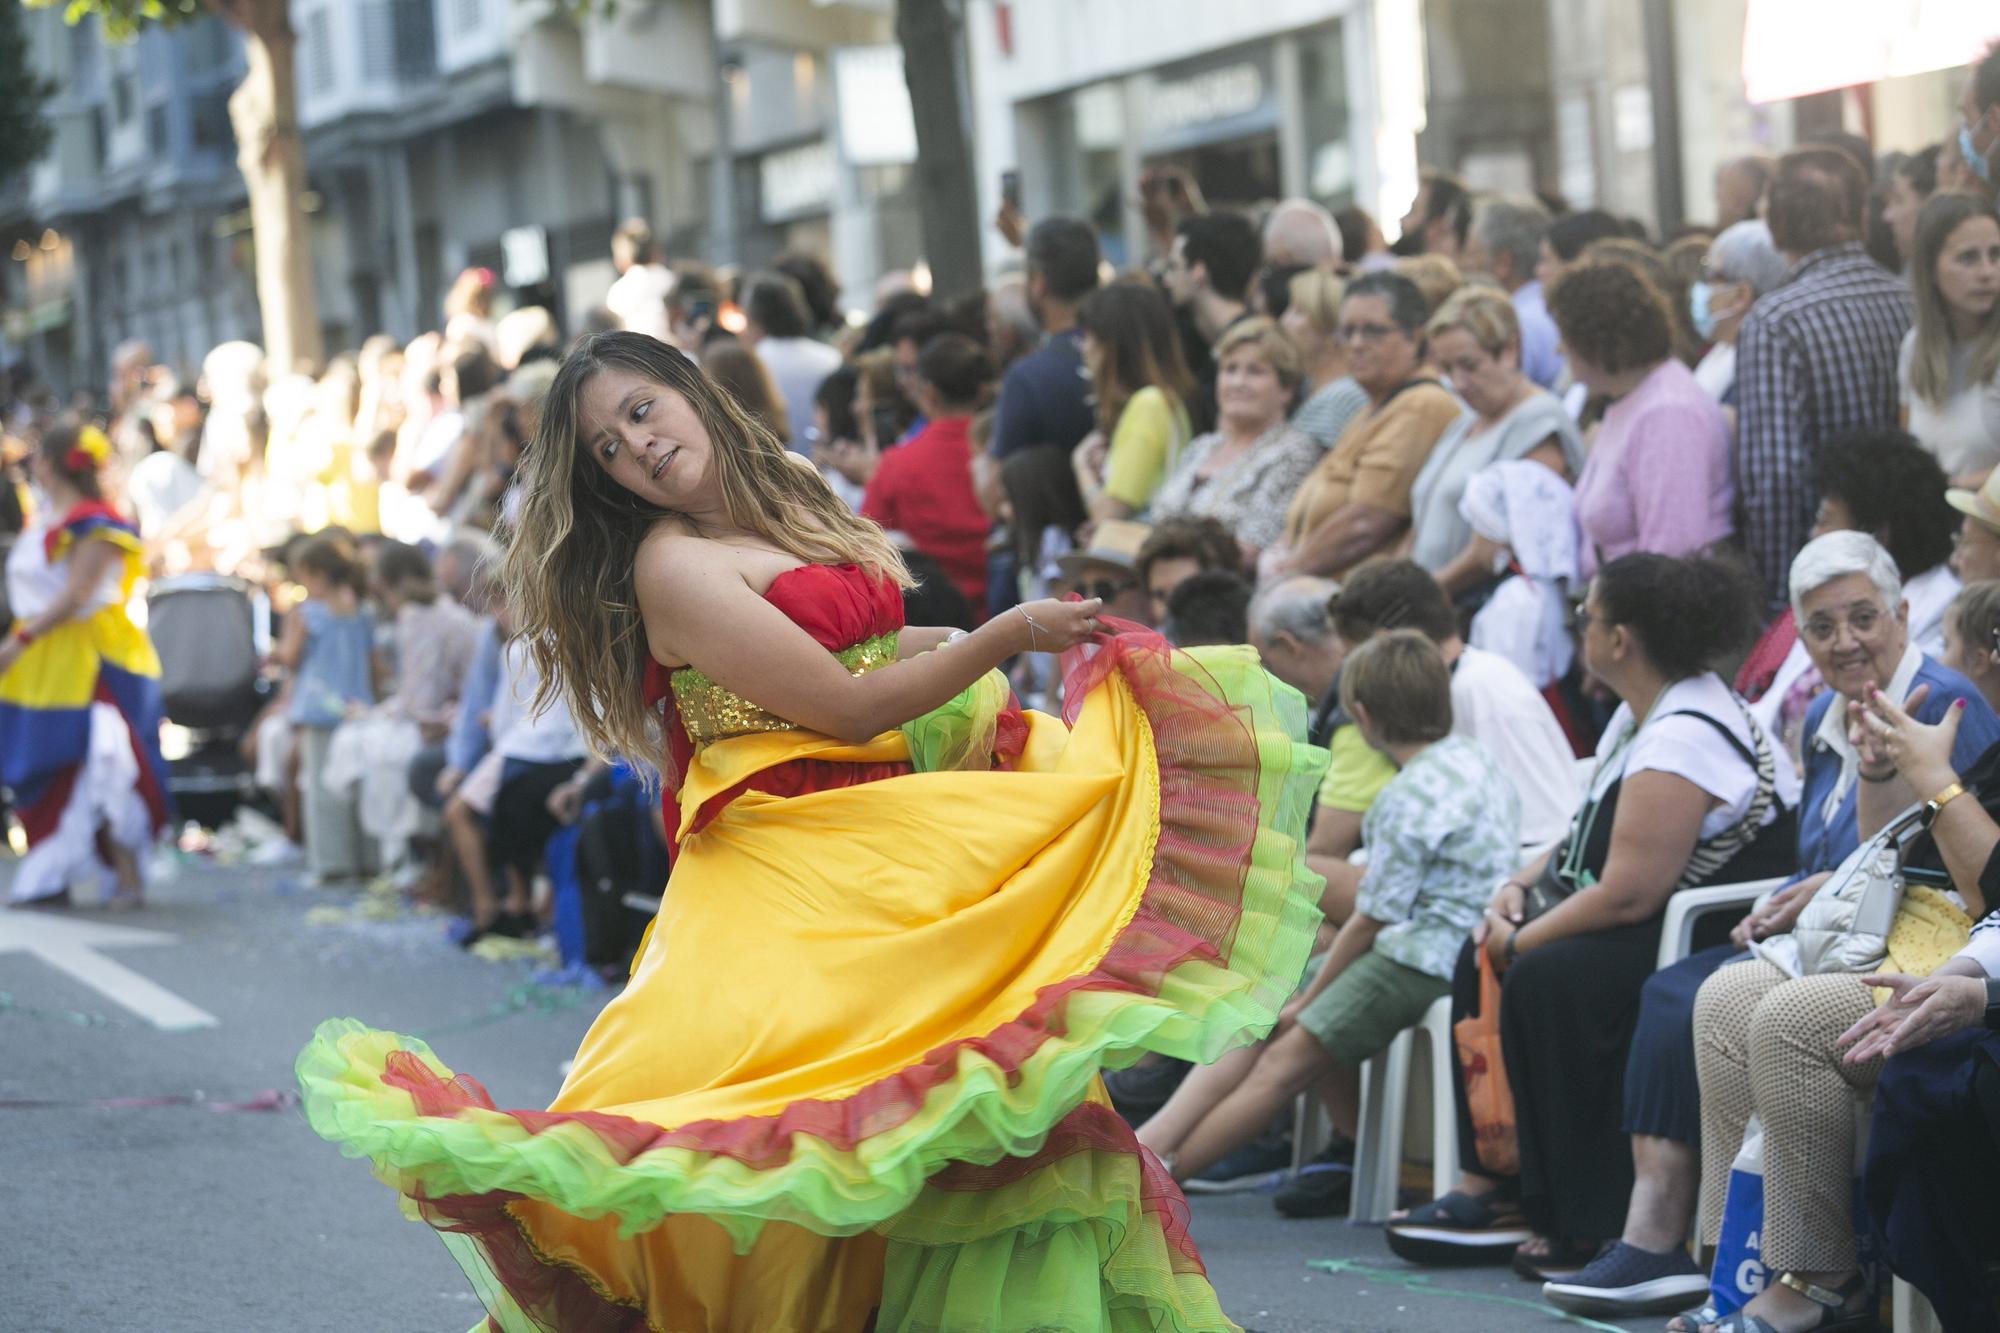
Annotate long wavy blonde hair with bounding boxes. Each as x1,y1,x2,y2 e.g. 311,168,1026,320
502,331,910,771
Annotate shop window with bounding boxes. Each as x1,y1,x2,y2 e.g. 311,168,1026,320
193,90,232,151
146,102,169,156
1297,21,1355,211
303,10,335,99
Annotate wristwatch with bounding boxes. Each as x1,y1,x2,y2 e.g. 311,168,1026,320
1922,780,1968,829
1986,977,2000,1033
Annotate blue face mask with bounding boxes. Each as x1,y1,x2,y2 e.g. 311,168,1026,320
1691,282,1744,341
1962,122,1994,185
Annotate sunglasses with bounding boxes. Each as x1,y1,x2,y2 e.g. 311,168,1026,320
1081,578,1135,603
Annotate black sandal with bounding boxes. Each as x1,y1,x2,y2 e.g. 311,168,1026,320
1384,1190,1533,1265
1704,1273,1874,1333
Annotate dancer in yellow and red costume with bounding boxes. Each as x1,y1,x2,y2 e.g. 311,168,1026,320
298,332,1327,1332
0,421,167,908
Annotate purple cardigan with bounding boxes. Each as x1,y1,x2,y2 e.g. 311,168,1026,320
1575,358,1734,578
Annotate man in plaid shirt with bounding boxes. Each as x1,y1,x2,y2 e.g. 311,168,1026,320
1735,147,1913,605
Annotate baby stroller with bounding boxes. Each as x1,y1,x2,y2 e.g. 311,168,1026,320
146,573,272,828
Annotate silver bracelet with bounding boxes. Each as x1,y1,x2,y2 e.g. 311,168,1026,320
1017,605,1044,652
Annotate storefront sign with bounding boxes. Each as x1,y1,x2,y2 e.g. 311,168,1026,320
760,139,836,221
1142,45,1278,151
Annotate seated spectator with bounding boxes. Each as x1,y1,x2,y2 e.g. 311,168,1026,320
1164,211,1262,423
1270,273,1463,580
1328,559,1581,852
1051,520,1152,626
1412,288,1583,596
373,540,480,737
1389,554,1799,1274
1880,145,1941,273
993,218,1101,575
1135,516,1244,628
495,306,559,371
268,534,385,886
741,270,842,456
1282,268,1369,449
1553,261,1733,577
443,619,587,946
1545,532,2000,1320
1460,195,1563,389
1137,631,1520,1199
1950,469,2000,584
1071,282,1197,524
773,249,844,340
1899,193,2000,487
1838,680,2000,1331
1942,580,2000,711
1161,569,1253,647
1536,208,1627,296
1689,676,1993,1333
1147,318,1321,568
604,218,675,345
1393,254,1465,322
699,341,790,445
862,334,994,614
808,366,868,512
1688,221,1788,415
1742,431,1961,752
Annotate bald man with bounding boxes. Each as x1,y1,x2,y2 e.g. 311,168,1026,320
1262,198,1345,269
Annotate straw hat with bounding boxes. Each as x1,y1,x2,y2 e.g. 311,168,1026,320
1946,471,2000,536
1054,519,1153,581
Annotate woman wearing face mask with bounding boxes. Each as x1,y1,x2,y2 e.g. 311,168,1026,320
1898,192,2000,488
0,420,168,909
1688,220,1789,418
1409,287,1583,597
296,332,1329,1331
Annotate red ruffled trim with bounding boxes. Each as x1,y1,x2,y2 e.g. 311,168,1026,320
41,501,137,561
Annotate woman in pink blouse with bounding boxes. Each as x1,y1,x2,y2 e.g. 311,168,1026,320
1552,260,1734,576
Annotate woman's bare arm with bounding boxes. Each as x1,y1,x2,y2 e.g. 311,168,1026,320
1511,769,1712,946
637,537,1096,743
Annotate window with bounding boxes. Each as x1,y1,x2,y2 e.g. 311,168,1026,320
392,0,437,81
359,1,393,81
147,103,169,156
112,71,135,124
453,0,484,37
193,90,231,151
303,9,335,99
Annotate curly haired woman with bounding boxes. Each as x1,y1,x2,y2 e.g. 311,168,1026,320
297,332,1329,1332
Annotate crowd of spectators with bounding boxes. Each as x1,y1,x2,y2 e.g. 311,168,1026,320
6,38,2000,1333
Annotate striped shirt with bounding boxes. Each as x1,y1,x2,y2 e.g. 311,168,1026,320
1734,243,1912,604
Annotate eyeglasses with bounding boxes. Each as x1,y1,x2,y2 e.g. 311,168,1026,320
1336,322,1402,345
1801,605,1888,645
1084,578,1136,603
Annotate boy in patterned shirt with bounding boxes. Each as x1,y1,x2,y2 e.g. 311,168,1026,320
1139,630,1521,1187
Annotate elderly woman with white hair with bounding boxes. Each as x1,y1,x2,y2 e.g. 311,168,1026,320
1685,542,2000,1333
1689,220,1789,413
1541,530,2000,1324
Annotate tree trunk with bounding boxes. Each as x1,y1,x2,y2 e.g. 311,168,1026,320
227,0,321,374
896,0,982,301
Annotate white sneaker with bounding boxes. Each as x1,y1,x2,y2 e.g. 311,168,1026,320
248,837,304,867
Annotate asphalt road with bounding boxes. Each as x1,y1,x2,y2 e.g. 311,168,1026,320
0,856,1654,1333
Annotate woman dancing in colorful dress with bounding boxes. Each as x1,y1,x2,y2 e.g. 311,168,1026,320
0,421,168,908
298,332,1327,1332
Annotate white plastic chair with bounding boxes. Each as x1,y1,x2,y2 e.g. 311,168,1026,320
1655,876,1788,970
1346,994,1459,1224
1893,1278,1944,1333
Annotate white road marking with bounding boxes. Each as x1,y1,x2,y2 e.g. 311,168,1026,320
0,913,219,1030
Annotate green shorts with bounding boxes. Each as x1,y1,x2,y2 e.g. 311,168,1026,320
1295,950,1451,1067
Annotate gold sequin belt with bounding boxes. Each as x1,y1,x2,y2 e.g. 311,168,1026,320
670,631,900,745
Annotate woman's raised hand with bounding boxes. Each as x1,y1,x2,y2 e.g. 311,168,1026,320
1850,683,1962,788
1010,598,1104,655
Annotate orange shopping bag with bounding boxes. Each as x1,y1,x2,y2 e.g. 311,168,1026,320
1452,948,1519,1176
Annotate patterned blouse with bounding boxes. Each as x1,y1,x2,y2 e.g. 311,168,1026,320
1146,421,1323,553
